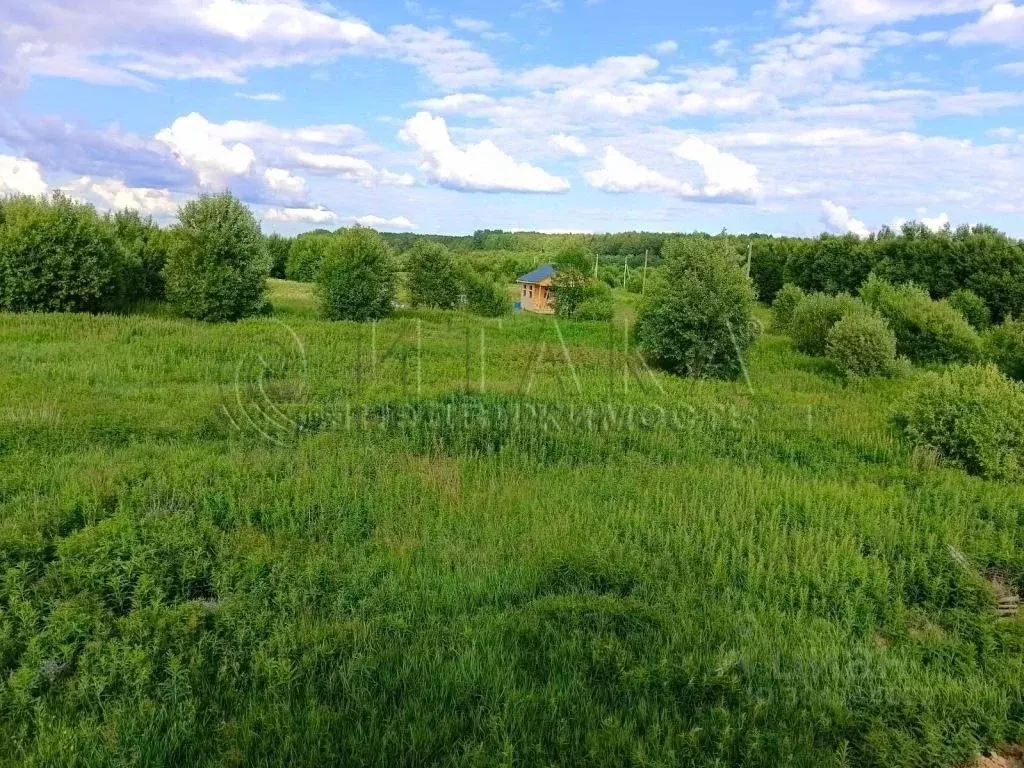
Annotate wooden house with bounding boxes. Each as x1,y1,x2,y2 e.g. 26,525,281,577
516,264,556,314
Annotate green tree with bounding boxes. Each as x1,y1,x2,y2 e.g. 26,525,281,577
109,208,169,304
407,241,461,309
0,193,121,313
266,233,291,279
317,227,396,321
635,239,758,379
163,193,269,322
286,233,332,282
551,267,591,317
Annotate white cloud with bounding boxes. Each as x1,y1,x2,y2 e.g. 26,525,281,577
997,61,1024,74
821,200,870,238
549,133,590,156
235,92,284,102
386,25,501,89
922,211,950,231
584,147,694,195
64,177,179,216
352,215,417,231
412,93,495,112
795,0,993,28
264,167,306,196
950,3,1024,45
290,150,415,187
452,18,493,33
651,40,678,55
399,112,570,193
0,156,48,197
263,206,338,223
156,112,256,186
673,138,762,201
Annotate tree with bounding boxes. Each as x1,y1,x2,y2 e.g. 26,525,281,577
317,227,396,321
407,241,461,309
266,233,291,279
286,233,332,282
163,193,269,322
0,193,121,313
551,267,590,317
109,208,169,304
462,270,511,317
635,239,758,380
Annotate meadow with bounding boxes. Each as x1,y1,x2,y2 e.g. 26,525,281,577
1,278,1022,767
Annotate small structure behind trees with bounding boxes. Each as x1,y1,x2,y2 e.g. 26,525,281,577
516,264,556,314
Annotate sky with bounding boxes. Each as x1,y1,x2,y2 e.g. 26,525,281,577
0,0,1023,237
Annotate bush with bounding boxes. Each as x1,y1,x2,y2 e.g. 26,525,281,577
163,193,269,322
860,274,982,364
790,292,863,357
266,234,291,279
947,288,990,330
826,312,899,378
462,270,510,317
574,296,615,321
551,267,590,317
109,208,168,304
317,228,396,322
771,283,805,332
286,234,331,282
634,239,757,380
407,241,461,309
986,317,1024,382
895,364,1024,480
0,193,121,313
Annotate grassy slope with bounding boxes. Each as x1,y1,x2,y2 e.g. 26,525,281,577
0,280,1022,767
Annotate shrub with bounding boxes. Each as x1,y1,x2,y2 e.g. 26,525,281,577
634,238,757,380
947,288,990,330
895,364,1024,480
163,193,269,322
790,292,863,357
407,241,461,309
574,297,615,321
109,208,168,304
266,233,291,279
551,267,590,317
771,283,805,332
462,270,510,317
554,237,593,273
826,312,899,378
317,227,396,322
986,317,1024,382
286,234,331,282
0,193,121,313
860,274,982,364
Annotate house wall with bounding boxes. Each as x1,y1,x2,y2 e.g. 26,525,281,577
521,280,554,314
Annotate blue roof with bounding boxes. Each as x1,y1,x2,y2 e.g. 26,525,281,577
516,263,556,284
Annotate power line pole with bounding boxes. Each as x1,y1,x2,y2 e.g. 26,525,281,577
641,250,649,296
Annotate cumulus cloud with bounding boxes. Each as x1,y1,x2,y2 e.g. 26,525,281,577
290,151,415,187
950,3,1024,46
549,134,590,156
156,113,256,186
64,177,179,217
353,215,417,231
673,138,762,201
821,200,871,238
0,155,48,196
651,40,678,55
585,147,695,195
263,206,338,223
264,167,306,196
399,112,570,193
795,0,993,28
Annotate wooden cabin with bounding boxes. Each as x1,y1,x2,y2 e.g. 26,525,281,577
516,264,556,314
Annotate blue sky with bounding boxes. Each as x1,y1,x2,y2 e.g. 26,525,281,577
1,0,1023,236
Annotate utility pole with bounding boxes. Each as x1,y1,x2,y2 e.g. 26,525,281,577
746,243,753,279
622,254,629,289
641,250,649,296
593,252,600,280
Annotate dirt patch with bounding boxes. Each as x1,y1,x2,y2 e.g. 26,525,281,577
989,575,1021,618
975,745,1024,768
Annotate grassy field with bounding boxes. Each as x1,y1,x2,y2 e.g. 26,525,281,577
1,279,1022,767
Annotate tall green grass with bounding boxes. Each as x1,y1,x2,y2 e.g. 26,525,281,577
0,280,1021,766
